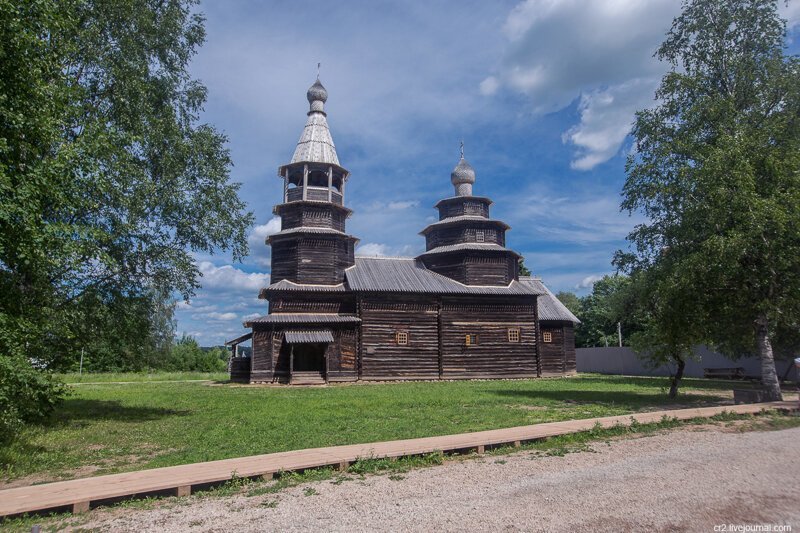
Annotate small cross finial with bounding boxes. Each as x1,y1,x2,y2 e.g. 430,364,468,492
460,140,464,159
317,62,321,79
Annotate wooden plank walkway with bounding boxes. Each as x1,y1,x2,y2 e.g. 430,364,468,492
0,401,795,518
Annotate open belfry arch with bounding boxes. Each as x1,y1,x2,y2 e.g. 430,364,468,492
228,77,579,384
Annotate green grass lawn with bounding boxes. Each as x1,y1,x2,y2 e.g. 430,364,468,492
0,374,769,486
56,371,229,383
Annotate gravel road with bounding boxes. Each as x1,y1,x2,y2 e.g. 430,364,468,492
77,425,800,532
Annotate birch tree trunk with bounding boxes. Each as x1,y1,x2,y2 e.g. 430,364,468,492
755,315,783,401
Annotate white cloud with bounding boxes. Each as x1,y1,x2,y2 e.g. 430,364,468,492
479,76,500,95
387,200,420,210
564,78,659,170
782,2,800,28
355,242,417,257
200,312,239,321
576,274,605,289
246,217,281,268
197,261,269,293
356,243,391,257
486,0,680,169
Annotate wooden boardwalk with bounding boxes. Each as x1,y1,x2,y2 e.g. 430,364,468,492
0,401,795,518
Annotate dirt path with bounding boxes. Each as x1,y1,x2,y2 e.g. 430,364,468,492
72,425,799,532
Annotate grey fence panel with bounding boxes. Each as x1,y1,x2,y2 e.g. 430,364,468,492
576,346,797,380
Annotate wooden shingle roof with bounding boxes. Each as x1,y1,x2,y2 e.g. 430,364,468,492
345,257,540,295
244,314,361,327
519,277,581,323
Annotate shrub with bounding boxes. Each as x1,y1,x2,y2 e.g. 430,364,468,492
165,335,228,372
0,355,66,444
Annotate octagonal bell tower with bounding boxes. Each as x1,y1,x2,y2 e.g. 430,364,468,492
418,147,521,286
268,77,358,285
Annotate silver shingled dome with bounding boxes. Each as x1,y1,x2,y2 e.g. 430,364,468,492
306,79,328,104
451,156,476,196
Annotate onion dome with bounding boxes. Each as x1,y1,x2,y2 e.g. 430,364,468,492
306,78,328,113
451,156,476,197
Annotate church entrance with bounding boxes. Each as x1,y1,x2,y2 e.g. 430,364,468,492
292,343,326,372
284,330,333,385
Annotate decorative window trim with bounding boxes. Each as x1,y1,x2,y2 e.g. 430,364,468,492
508,327,520,343
542,331,553,343
476,229,485,243
396,331,409,345
465,334,479,346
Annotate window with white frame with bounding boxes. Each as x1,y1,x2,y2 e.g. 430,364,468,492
396,331,409,345
542,331,553,343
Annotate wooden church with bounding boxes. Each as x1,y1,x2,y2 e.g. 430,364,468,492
228,78,579,384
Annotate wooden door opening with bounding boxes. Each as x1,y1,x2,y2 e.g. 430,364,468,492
292,343,327,373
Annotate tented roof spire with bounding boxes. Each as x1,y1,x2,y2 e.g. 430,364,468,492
291,75,339,165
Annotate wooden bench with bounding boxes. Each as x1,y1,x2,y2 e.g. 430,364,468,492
703,367,746,380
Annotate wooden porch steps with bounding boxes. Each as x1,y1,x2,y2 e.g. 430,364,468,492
0,401,795,518
290,371,326,386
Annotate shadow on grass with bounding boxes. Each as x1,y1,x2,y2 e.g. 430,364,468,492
53,399,190,425
488,388,727,409
573,375,747,391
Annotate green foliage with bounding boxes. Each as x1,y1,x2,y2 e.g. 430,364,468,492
566,275,646,347
0,0,252,369
518,258,532,276
0,355,66,445
165,335,228,372
616,0,800,400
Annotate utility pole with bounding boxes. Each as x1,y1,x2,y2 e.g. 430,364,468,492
617,322,623,347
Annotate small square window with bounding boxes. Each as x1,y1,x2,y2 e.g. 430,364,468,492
508,328,520,343
465,334,479,346
396,331,409,345
542,331,553,343
476,230,485,243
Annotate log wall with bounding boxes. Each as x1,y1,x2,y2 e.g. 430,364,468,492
440,298,538,378
359,297,441,379
268,294,356,314
229,357,251,383
426,226,504,249
539,323,566,377
438,199,491,219
278,204,347,232
463,255,514,286
243,293,579,384
564,324,576,374
270,236,355,285
251,328,274,382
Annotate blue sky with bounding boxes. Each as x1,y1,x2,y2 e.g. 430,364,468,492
177,0,800,346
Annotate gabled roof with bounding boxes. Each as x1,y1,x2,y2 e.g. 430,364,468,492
345,257,540,295
519,277,581,324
